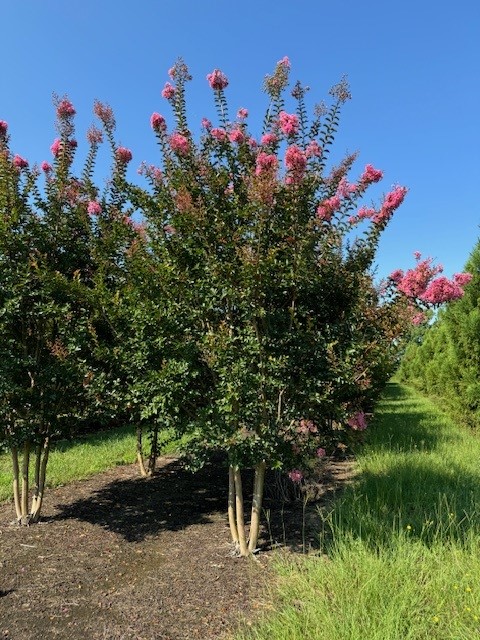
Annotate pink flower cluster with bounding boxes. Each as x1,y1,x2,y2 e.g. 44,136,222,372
297,419,318,435
255,151,278,176
13,154,28,169
87,126,103,145
372,186,408,225
278,111,299,137
336,177,358,197
87,200,102,216
288,469,303,484
116,147,133,163
347,411,367,431
41,160,52,173
151,112,167,133
360,164,383,185
421,276,471,304
284,145,306,183
56,98,76,118
228,127,245,144
305,140,322,158
261,132,277,146
316,195,341,221
161,82,176,100
50,138,77,157
0,120,7,136
94,101,115,128
393,255,443,299
210,127,227,142
237,108,248,119
207,69,229,90
169,132,190,155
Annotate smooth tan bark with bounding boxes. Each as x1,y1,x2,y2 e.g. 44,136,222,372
136,426,148,477
233,467,248,557
248,460,266,553
30,437,50,523
228,465,239,545
11,447,22,521
21,441,30,524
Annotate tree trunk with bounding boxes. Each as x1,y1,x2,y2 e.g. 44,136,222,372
228,465,239,547
11,447,22,521
30,436,50,524
147,424,159,476
233,466,248,557
20,441,30,525
248,460,266,553
136,426,148,477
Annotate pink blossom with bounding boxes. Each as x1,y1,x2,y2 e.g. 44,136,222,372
453,273,473,287
161,82,176,99
41,161,52,173
412,312,426,326
56,98,76,118
210,127,228,142
50,138,61,157
347,411,367,431
87,200,102,216
305,140,322,158
413,250,422,260
288,469,303,484
164,224,176,234
151,112,167,133
278,56,291,68
169,132,190,155
168,66,176,79
316,195,341,221
207,69,229,90
316,448,326,458
116,147,133,163
389,269,404,284
0,120,7,136
94,101,115,128
278,111,299,137
372,186,408,225
284,145,307,183
261,132,277,146
396,256,442,299
360,164,383,185
337,177,357,197
255,151,278,176
248,137,258,149
237,108,248,119
228,127,245,144
357,206,376,220
201,118,212,130
420,277,464,304
13,154,28,169
87,126,103,144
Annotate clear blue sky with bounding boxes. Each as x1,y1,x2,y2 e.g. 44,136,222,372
3,1,479,280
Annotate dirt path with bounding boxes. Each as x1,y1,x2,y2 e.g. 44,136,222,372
0,456,356,640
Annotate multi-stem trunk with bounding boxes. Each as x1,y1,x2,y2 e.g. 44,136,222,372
147,423,159,475
233,466,248,556
248,460,266,553
20,441,30,525
136,425,149,477
30,436,50,524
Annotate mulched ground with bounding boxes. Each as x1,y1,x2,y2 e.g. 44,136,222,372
0,455,356,640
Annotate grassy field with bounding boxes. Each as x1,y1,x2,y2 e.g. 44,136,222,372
0,425,179,503
236,383,480,640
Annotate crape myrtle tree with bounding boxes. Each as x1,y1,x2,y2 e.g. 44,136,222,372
397,246,478,425
92,103,207,478
125,57,437,556
0,97,145,524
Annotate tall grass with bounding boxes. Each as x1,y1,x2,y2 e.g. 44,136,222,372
0,425,180,503
237,383,480,640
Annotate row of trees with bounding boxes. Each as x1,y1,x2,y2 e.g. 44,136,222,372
398,243,480,427
0,58,470,554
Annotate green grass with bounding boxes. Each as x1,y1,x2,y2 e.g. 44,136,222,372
0,425,180,503
236,383,480,640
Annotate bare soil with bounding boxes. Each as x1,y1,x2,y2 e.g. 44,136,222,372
0,455,356,640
